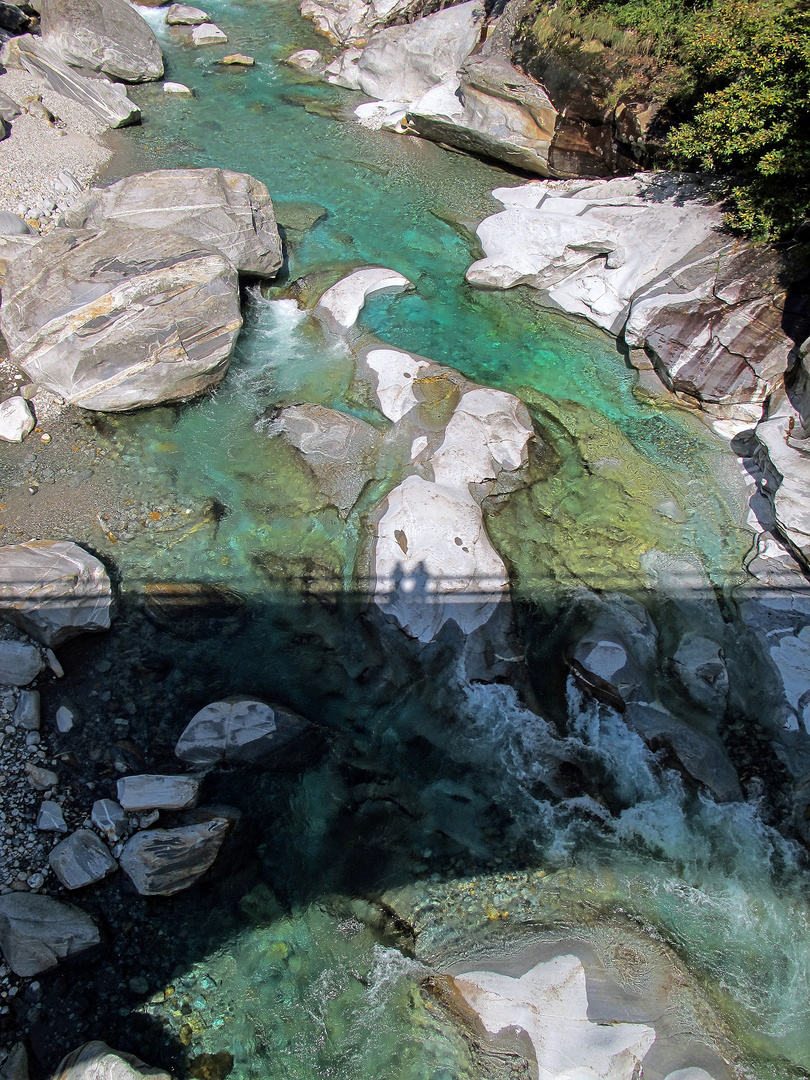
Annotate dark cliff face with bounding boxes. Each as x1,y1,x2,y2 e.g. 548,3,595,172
511,5,674,178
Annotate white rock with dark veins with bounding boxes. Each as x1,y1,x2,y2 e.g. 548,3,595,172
0,541,112,648
37,800,68,833
40,0,164,81
91,799,129,842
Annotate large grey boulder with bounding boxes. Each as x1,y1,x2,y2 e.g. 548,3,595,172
117,774,200,811
63,169,283,278
267,404,380,514
12,35,140,128
0,642,43,686
0,210,30,235
40,0,164,82
49,829,117,889
0,541,113,648
175,698,313,766
0,892,99,976
326,2,483,102
52,1043,171,1080
119,812,234,895
301,0,447,46
1,224,242,412
166,4,208,25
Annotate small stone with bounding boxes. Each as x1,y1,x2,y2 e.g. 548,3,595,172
48,829,117,889
163,82,193,95
137,810,159,829
91,799,128,842
220,54,253,65
45,650,64,678
191,22,227,44
14,691,40,731
37,801,67,833
39,434,51,444
55,705,76,733
0,643,43,687
25,764,58,791
128,975,149,995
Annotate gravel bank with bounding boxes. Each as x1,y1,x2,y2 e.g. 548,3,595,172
0,69,113,227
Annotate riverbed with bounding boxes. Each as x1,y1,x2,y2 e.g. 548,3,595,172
16,0,810,1077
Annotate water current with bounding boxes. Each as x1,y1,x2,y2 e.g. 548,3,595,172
49,1,810,1076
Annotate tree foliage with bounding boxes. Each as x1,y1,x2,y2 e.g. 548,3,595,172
668,0,810,239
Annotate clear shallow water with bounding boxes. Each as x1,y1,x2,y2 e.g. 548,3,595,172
67,2,810,1077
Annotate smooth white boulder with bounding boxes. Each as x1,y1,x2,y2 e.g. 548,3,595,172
163,81,192,94
453,954,655,1080
374,475,509,642
364,347,430,422
664,1071,717,1080
175,699,313,766
755,415,810,558
301,0,418,45
191,22,227,44
314,267,411,333
117,774,200,811
52,1044,171,1080
431,387,532,487
0,397,34,443
0,540,113,648
326,2,483,103
286,48,322,70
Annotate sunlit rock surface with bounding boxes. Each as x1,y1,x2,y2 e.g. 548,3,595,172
1,225,242,411
52,1042,171,1080
0,541,112,647
63,169,283,279
40,0,164,82
453,954,655,1079
313,266,411,332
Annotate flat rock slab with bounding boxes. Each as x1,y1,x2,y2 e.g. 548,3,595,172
119,816,232,895
268,404,380,513
0,397,34,443
41,0,164,82
117,774,200,811
314,266,411,332
0,892,99,976
49,829,117,889
64,168,282,278
13,690,40,730
0,642,43,686
1,224,242,412
53,1042,172,1080
175,698,313,766
0,540,112,648
14,35,141,128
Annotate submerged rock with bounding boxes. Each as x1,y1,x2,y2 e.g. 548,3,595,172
0,892,99,976
0,541,112,648
1,224,242,412
267,404,380,514
119,812,234,895
175,698,315,766
313,266,411,332
63,169,283,279
52,1043,171,1080
40,0,164,82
